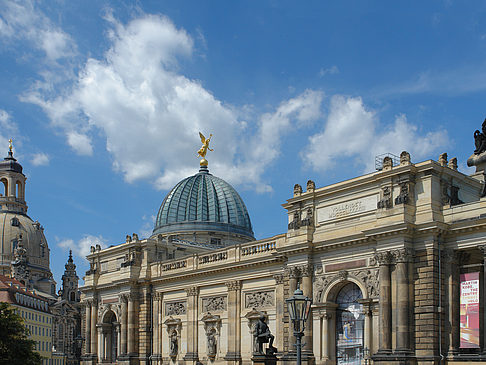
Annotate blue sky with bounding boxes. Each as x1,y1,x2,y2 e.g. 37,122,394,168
1,0,485,286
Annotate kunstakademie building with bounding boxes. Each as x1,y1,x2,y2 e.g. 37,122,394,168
81,127,486,365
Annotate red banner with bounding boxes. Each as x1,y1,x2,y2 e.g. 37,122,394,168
460,272,480,348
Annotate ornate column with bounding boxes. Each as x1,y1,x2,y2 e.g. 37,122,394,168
183,286,199,361
85,301,92,354
394,248,412,352
224,280,241,362
90,299,98,357
127,293,138,355
97,324,103,362
358,299,373,356
273,274,285,352
300,264,314,355
152,292,162,360
320,303,337,363
376,252,392,353
119,294,128,356
443,249,459,356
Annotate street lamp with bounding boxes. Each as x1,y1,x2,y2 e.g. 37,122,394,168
286,284,312,365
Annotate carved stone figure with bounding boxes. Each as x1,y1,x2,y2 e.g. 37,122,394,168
207,328,217,358
474,119,486,155
448,157,458,170
170,330,178,357
306,180,315,192
395,182,409,205
382,156,393,170
400,151,411,165
288,211,300,230
254,315,276,355
438,153,448,167
377,186,392,209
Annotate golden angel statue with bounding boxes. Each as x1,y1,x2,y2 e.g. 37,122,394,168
197,132,213,158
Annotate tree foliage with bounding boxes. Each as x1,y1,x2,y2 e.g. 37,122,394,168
0,302,42,365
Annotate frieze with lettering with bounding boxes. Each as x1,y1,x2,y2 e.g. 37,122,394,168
317,195,378,223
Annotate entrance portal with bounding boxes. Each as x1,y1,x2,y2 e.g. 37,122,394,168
335,282,364,365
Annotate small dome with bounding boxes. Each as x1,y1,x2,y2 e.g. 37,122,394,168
153,166,254,240
0,151,23,174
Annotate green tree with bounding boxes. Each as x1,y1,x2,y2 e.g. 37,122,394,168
0,302,42,365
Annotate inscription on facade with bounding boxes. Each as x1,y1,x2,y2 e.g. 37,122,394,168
202,296,227,312
165,301,187,315
162,260,187,272
317,195,378,223
245,290,274,309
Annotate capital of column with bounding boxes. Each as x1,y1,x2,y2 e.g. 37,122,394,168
374,251,393,265
86,298,98,307
298,263,314,278
455,250,470,265
286,266,301,279
272,274,284,285
393,248,413,263
225,280,241,292
118,293,129,303
185,286,199,296
152,292,163,301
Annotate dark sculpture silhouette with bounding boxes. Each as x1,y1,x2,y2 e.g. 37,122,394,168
474,119,486,155
254,315,276,355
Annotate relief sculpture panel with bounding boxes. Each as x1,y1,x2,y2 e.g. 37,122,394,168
165,301,187,316
202,296,227,312
245,290,274,309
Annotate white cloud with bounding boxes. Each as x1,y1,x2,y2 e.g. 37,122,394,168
58,234,106,258
67,131,93,156
0,109,19,153
0,0,76,62
319,65,339,77
139,214,156,238
302,95,449,173
26,14,324,193
31,152,49,166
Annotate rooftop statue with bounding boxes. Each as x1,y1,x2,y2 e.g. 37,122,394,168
474,119,486,155
197,132,213,159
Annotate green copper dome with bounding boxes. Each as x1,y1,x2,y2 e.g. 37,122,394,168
153,166,254,240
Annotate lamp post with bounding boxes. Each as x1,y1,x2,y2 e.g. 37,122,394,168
286,285,312,365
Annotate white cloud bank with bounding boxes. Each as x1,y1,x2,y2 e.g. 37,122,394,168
57,234,106,258
6,7,449,191
24,13,323,192
302,95,449,173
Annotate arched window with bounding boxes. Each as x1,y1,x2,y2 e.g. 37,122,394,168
336,282,364,365
70,292,75,302
0,178,7,196
16,181,22,199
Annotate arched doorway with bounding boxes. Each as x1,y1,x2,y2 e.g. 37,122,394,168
335,282,364,365
102,310,119,362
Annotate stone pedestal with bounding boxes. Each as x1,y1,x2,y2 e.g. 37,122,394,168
252,353,278,365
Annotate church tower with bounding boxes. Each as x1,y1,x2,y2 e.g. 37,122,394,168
59,250,80,302
0,139,27,214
